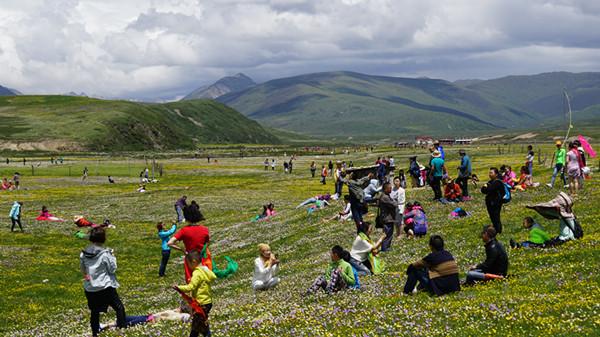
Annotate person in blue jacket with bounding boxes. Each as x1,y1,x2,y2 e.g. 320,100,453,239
9,201,23,232
157,222,177,277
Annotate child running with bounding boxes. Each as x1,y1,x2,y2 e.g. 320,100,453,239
173,251,217,337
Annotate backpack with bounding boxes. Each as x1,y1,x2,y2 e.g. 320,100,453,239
565,218,584,239
502,182,512,204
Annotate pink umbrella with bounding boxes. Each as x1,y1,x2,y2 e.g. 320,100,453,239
578,135,597,158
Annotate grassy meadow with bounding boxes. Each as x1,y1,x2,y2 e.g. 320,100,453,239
0,144,599,336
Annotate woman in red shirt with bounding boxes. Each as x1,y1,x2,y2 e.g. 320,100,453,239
168,203,210,282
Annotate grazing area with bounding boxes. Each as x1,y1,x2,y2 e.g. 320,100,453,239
0,95,278,152
0,145,598,337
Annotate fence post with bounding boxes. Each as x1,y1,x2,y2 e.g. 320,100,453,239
31,165,34,176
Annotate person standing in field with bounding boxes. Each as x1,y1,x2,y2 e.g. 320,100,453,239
168,205,210,282
12,172,20,190
526,145,534,176
175,196,188,223
9,201,23,232
428,151,446,201
82,167,89,182
457,150,472,200
157,222,177,277
481,167,504,234
264,159,269,171
310,161,317,178
547,140,567,188
566,142,582,196
320,165,327,184
271,159,276,171
328,160,334,177
379,182,398,252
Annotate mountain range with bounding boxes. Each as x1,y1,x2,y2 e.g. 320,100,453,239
0,95,278,151
211,71,600,139
182,73,256,100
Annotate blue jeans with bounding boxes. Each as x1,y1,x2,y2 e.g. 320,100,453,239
465,269,486,284
550,163,566,187
350,199,366,230
403,265,431,294
527,162,533,176
175,206,184,223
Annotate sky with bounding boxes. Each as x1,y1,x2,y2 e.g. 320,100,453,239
1,0,600,101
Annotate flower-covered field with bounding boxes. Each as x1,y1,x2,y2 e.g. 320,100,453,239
0,145,598,336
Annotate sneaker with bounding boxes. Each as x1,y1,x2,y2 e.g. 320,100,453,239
563,185,569,188
546,183,552,188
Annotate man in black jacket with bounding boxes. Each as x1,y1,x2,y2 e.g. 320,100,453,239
466,226,508,284
379,182,398,252
481,167,504,234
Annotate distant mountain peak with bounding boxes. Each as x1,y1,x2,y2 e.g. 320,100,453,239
182,73,256,100
0,85,20,96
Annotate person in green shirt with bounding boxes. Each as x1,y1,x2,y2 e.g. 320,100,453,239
305,245,355,295
510,217,551,248
547,140,567,188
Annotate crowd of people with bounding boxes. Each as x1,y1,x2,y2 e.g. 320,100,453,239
2,140,594,337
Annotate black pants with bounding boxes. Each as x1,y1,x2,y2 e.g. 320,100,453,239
190,303,212,337
85,287,126,336
403,265,431,294
486,203,502,234
457,176,469,197
430,176,442,200
381,222,394,251
11,217,22,231
159,250,171,276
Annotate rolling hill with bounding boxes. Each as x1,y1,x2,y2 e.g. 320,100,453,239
0,95,279,151
183,73,256,100
217,71,600,139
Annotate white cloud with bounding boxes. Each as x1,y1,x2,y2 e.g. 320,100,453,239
0,0,599,100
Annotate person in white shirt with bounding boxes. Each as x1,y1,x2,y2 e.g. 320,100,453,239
391,176,406,238
252,243,280,290
349,223,385,276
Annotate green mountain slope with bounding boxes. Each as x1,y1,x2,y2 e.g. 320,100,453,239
466,72,600,119
217,72,538,139
0,95,279,151
218,71,600,139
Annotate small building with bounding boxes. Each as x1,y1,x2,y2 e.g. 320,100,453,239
438,138,455,145
394,141,410,148
415,136,434,146
455,138,473,145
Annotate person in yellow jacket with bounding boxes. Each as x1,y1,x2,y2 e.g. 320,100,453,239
174,251,216,337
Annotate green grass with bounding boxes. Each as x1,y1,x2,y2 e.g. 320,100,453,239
0,96,279,151
0,144,599,336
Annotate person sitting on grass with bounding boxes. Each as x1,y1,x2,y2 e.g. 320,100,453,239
158,222,177,277
349,222,385,276
325,195,352,222
305,245,355,295
252,243,280,291
403,202,428,238
108,176,115,184
526,192,577,245
80,227,148,337
501,165,516,189
444,179,463,202
173,250,217,337
465,226,509,285
510,217,551,249
137,184,147,193
513,166,539,191
36,205,65,222
1,177,10,190
296,194,331,208
403,234,460,296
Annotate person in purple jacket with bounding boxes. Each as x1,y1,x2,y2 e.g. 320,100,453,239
174,196,187,223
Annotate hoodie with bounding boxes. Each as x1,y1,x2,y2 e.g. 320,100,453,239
9,202,21,220
79,244,120,292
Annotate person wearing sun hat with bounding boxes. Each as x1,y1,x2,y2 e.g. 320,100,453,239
547,140,567,188
428,150,446,201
